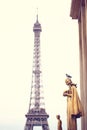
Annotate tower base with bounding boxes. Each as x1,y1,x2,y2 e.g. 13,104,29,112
24,108,49,130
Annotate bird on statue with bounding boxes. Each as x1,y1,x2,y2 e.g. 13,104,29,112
66,74,72,78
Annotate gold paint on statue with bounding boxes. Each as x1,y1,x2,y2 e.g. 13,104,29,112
63,77,84,130
56,115,62,130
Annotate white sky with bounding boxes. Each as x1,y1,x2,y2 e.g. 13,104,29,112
0,0,81,130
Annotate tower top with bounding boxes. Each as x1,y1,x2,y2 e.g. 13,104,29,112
33,13,42,32
36,8,38,22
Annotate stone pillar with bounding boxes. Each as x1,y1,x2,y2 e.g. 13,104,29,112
78,20,84,130
78,2,87,130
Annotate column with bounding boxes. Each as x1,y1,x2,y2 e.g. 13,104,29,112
78,2,87,130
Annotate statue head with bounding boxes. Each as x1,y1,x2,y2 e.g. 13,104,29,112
65,78,72,86
56,115,60,119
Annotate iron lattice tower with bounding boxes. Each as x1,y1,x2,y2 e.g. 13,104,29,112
24,15,50,130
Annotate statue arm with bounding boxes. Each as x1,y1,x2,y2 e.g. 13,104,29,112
63,90,72,97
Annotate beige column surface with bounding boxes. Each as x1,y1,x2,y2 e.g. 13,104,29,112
70,1,87,130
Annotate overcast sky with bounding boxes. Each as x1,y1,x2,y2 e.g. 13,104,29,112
0,0,81,130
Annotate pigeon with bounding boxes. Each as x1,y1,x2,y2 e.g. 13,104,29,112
66,74,72,78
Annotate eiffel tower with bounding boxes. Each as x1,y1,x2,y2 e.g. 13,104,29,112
24,15,50,130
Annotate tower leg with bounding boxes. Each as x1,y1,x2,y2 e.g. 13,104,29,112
24,125,33,130
42,124,49,130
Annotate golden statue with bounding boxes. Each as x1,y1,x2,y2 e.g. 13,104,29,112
56,115,62,130
63,74,84,130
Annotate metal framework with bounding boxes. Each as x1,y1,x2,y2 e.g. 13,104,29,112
24,15,49,130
